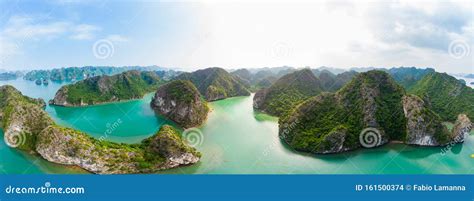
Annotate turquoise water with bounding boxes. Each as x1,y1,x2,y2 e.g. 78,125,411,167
48,93,176,144
1,79,473,174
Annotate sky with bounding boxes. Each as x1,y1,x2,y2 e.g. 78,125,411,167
0,0,472,74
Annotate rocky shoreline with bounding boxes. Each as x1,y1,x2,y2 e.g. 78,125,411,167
150,80,209,128
1,85,201,174
278,71,473,154
50,71,162,107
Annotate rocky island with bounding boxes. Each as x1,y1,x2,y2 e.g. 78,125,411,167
1,85,201,174
151,80,209,128
0,72,22,81
409,72,474,121
174,67,251,101
0,85,53,152
253,68,323,117
279,71,472,154
253,68,357,117
36,125,200,174
231,68,278,91
50,70,163,106
23,66,171,83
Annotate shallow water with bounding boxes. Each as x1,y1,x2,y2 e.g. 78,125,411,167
0,79,473,174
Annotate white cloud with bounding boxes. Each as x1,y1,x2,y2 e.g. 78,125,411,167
1,1,471,73
105,34,129,43
168,0,472,73
365,1,472,52
2,15,70,40
1,15,102,41
0,14,129,62
0,36,20,56
70,24,101,40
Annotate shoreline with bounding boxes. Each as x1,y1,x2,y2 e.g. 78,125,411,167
49,92,155,108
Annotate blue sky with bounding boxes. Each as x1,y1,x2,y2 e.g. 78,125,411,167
0,0,472,74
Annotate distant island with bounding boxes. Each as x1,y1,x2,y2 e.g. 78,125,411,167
464,74,474,79
0,71,23,81
50,71,163,106
24,66,174,83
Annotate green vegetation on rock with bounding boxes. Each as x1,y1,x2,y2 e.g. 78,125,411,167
50,70,163,106
24,66,171,82
387,67,435,90
36,124,200,174
0,85,53,152
402,94,451,145
279,71,408,153
279,70,471,154
151,80,209,128
175,67,251,101
1,85,200,174
409,72,474,121
253,68,323,117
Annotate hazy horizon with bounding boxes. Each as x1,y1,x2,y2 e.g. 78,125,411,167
0,65,448,74
0,0,472,74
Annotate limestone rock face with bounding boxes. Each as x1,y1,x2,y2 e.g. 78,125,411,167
151,80,209,128
312,127,351,154
205,86,227,101
49,87,78,106
402,95,451,146
1,85,200,174
36,125,201,174
279,70,471,155
451,114,472,143
0,85,53,152
36,126,121,174
279,71,406,154
252,88,268,110
143,125,201,168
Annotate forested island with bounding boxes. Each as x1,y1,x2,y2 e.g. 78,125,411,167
252,69,473,154
0,85,200,174
50,71,163,106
